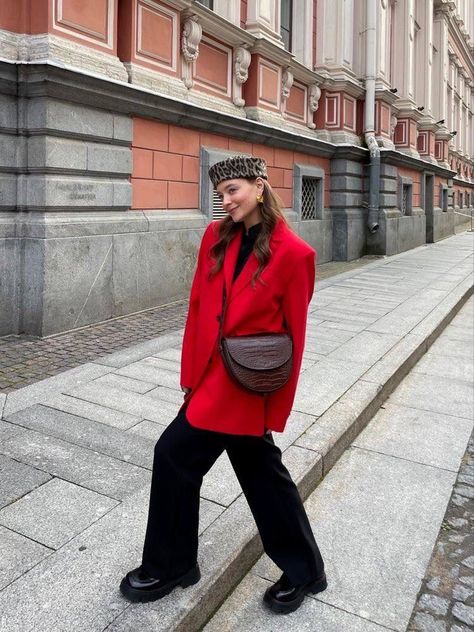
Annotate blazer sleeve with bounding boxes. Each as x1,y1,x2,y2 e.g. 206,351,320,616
264,249,316,432
180,225,213,389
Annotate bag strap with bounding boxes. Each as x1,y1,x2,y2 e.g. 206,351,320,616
218,282,228,349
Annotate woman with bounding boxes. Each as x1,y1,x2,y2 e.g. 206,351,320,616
120,156,327,615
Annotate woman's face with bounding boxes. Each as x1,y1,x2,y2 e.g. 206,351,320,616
216,177,264,228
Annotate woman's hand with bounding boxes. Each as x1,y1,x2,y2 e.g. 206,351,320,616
181,386,191,400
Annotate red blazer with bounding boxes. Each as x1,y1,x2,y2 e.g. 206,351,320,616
180,219,316,436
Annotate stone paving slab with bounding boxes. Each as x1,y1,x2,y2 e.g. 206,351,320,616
5,405,154,469
203,573,389,632
115,361,183,389
45,393,143,430
2,363,114,418
353,403,474,472
411,351,474,383
63,382,178,425
0,454,51,510
389,372,473,420
90,333,183,369
0,430,150,501
0,478,118,550
293,357,368,416
0,525,52,591
92,373,157,393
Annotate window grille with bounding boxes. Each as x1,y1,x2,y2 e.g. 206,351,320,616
401,185,410,215
301,177,319,220
212,189,225,220
441,186,448,213
398,177,413,216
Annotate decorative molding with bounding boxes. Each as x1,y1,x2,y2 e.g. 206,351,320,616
53,0,114,50
307,83,321,130
281,68,294,101
233,45,251,107
135,0,179,73
193,36,232,98
181,14,202,89
0,31,128,81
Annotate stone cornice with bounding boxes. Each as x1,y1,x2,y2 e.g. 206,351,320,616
249,37,293,67
317,75,365,99
375,87,400,106
184,5,254,47
9,61,339,158
380,148,456,178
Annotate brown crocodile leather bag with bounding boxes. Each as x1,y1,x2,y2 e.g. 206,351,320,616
218,285,293,394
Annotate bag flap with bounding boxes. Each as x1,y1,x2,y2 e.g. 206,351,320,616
222,334,292,370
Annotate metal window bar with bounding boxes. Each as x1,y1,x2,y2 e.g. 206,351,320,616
301,177,319,220
401,184,410,215
212,189,225,220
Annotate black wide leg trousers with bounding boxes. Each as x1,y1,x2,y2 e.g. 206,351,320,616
141,407,325,586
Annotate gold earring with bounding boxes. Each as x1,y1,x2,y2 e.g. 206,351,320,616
256,194,263,204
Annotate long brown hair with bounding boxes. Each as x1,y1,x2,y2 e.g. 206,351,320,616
209,179,289,286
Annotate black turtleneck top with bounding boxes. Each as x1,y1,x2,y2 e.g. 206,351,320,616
233,222,262,282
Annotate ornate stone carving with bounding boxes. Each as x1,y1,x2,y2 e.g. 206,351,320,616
390,114,398,137
309,84,321,112
182,15,202,63
234,46,251,84
233,45,251,107
281,68,294,100
307,83,321,130
181,14,202,89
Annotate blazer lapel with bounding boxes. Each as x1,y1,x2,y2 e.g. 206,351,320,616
228,219,287,304
223,228,243,296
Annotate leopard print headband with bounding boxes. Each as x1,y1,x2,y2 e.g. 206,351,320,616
208,156,268,188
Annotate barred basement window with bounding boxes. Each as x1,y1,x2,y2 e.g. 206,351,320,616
401,185,409,215
441,185,448,212
294,164,324,221
301,177,319,220
398,176,413,216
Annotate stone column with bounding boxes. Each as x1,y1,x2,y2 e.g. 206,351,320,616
392,0,416,103
414,0,434,119
432,3,450,125
315,0,355,80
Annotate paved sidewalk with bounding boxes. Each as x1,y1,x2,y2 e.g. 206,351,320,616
0,258,375,393
0,232,472,632
205,297,474,632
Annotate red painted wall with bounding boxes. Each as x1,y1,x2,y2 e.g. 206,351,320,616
132,117,331,210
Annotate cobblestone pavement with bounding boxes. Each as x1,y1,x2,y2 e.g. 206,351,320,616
0,257,375,394
407,430,474,632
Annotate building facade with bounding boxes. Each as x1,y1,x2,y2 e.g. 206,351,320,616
0,0,473,336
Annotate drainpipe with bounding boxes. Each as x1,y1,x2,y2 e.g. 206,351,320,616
365,0,380,233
